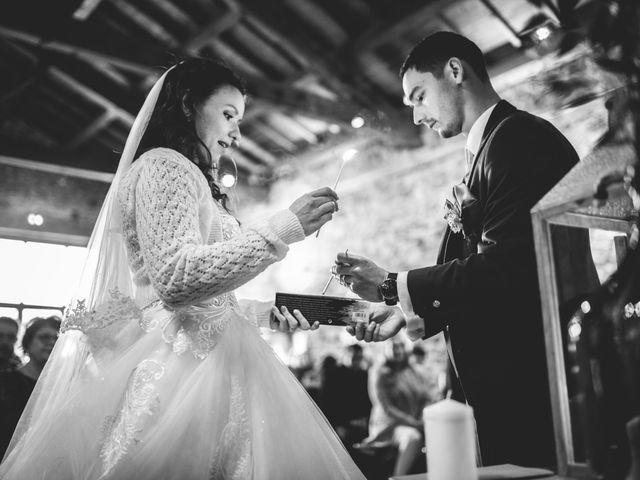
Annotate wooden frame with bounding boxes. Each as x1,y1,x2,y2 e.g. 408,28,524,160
531,142,638,478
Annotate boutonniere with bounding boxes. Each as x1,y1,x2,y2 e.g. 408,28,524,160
443,182,480,240
444,199,463,234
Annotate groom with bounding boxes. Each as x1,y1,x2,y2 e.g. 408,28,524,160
335,32,597,468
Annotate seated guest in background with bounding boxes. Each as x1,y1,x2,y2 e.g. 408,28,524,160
333,344,372,447
0,316,60,458
0,317,19,374
408,344,425,368
363,336,432,476
408,344,444,403
342,344,372,431
18,316,61,382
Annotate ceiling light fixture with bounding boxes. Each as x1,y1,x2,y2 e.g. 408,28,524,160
350,116,365,129
27,213,44,226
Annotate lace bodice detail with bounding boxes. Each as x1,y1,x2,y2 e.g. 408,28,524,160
62,148,304,359
117,148,304,308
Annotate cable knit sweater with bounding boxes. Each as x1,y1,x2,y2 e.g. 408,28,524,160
118,148,305,309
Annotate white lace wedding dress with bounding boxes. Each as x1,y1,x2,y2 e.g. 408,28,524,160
0,148,365,480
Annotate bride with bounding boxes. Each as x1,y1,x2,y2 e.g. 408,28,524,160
0,58,366,479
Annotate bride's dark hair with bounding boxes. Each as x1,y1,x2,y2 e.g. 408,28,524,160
136,58,247,210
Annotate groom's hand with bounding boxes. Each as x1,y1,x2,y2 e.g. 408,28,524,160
347,305,406,342
334,252,386,302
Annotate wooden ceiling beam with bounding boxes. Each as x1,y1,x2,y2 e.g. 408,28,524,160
477,0,523,48
73,0,106,21
353,0,453,53
0,154,114,182
142,0,199,33
238,137,278,168
236,3,395,109
282,0,348,48
267,113,319,145
245,78,365,126
184,0,242,53
228,23,299,78
0,136,119,173
207,39,265,77
64,111,116,150
253,122,298,152
110,0,180,49
229,150,270,176
0,26,155,77
6,40,135,128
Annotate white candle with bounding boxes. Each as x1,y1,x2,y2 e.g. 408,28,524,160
423,399,478,480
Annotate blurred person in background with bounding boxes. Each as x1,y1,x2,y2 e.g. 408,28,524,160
0,316,60,458
0,317,19,374
18,316,61,382
340,344,372,444
0,315,20,458
363,336,432,476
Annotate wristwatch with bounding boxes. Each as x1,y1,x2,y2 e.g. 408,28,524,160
378,272,399,306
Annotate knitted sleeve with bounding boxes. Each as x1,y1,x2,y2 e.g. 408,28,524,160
135,153,305,307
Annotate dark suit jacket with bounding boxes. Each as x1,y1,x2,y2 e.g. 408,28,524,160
407,100,584,467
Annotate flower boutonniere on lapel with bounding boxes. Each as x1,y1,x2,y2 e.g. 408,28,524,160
443,182,481,240
444,198,463,234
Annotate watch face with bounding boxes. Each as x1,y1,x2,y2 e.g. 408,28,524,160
380,279,396,298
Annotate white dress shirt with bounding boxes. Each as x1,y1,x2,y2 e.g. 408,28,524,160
399,104,498,340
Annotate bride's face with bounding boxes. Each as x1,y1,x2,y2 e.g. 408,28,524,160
193,85,245,166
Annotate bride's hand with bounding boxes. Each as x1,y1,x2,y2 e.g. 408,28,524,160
288,187,339,236
270,306,320,332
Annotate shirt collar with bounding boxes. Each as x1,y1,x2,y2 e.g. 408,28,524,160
466,103,498,156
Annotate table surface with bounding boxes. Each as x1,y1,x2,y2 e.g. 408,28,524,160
390,464,574,480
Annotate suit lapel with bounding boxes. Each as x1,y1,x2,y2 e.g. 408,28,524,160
466,100,517,184
439,101,518,265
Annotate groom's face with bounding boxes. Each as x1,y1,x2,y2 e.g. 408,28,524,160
402,66,464,139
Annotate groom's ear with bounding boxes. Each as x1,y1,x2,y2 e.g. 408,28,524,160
446,57,464,85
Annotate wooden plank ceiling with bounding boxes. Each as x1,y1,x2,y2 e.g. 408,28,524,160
0,0,565,243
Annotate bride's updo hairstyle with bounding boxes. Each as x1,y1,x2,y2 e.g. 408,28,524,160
136,58,247,209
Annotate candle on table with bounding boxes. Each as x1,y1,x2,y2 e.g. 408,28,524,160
423,398,478,480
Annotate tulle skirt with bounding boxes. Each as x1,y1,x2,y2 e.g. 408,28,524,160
0,299,365,480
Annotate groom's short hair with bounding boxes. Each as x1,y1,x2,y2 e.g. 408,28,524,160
400,31,489,82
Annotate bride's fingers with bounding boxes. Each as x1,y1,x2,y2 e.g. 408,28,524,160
272,307,291,332
279,306,298,332
311,321,320,330
292,309,311,330
270,307,281,331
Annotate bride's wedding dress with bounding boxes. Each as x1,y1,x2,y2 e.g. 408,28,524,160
0,148,365,479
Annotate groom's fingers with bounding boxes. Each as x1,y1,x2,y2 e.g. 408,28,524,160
334,263,352,276
353,321,366,341
363,321,377,342
336,252,360,265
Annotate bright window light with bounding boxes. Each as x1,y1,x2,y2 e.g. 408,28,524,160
0,239,87,309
